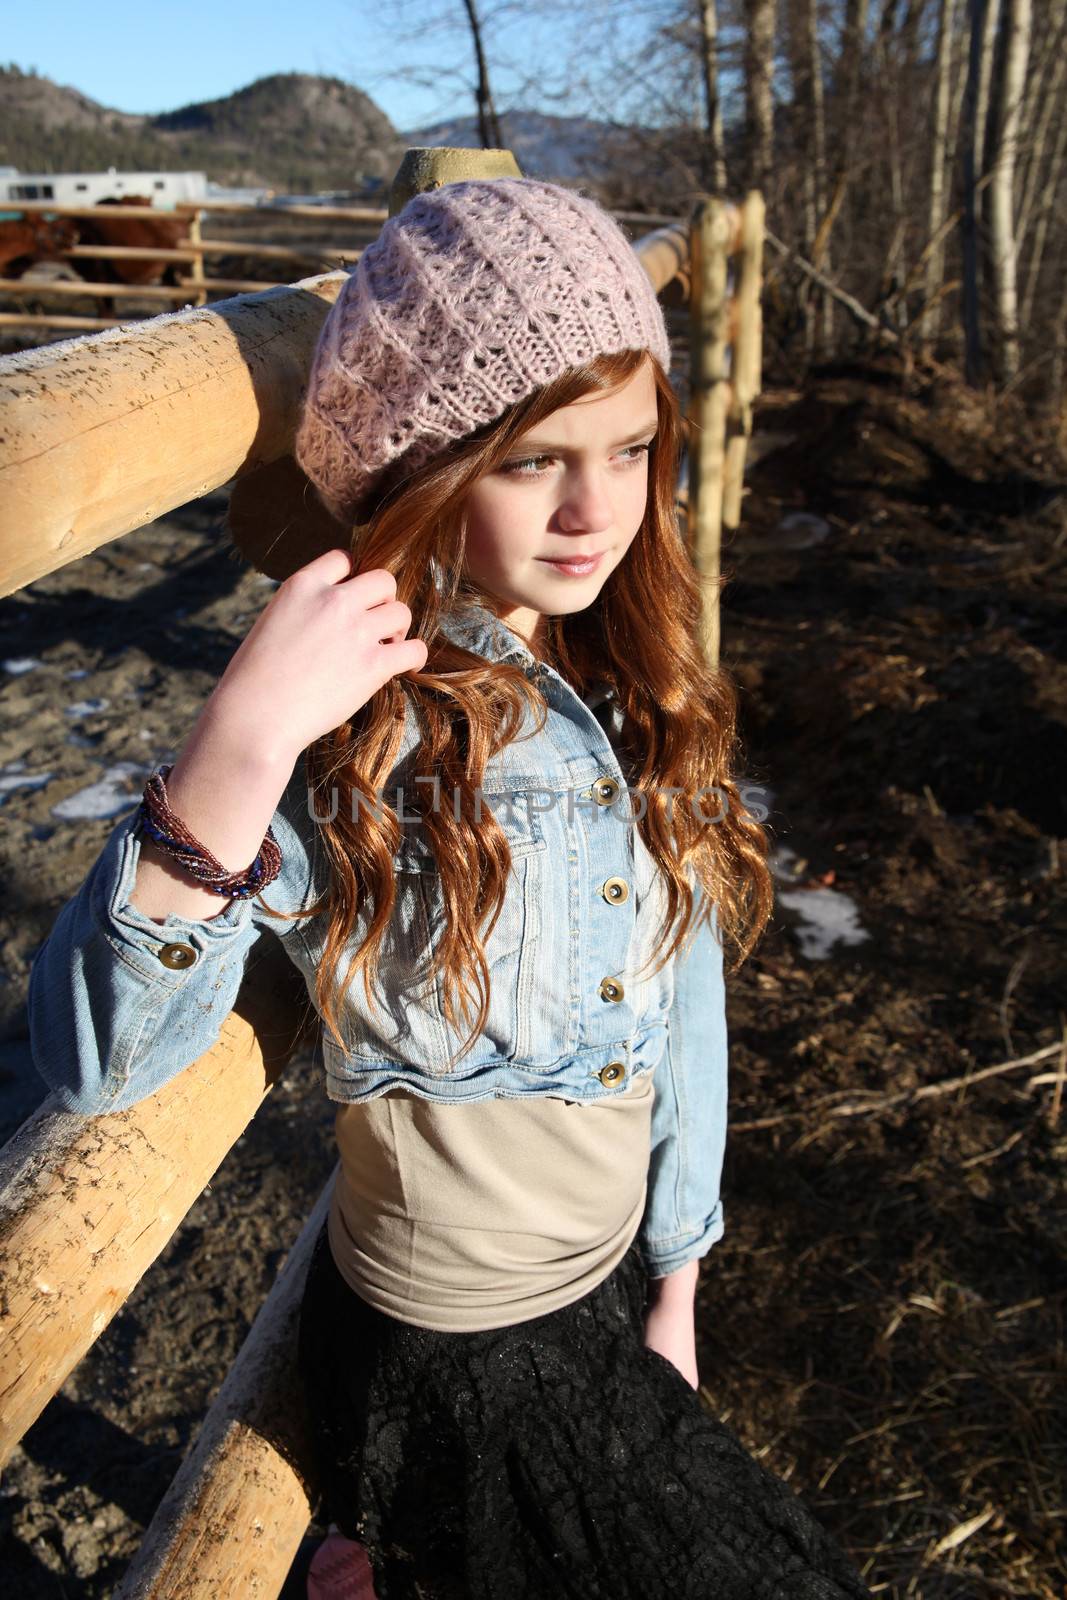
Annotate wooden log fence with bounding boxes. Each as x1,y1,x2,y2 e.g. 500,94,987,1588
0,146,764,1595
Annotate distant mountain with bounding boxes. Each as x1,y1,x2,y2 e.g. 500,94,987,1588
0,67,404,192
401,110,616,183
0,67,676,202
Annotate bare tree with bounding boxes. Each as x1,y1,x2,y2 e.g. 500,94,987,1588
461,0,505,147
920,0,961,346
697,0,729,192
785,0,831,354
985,0,1031,383
1018,3,1067,333
743,0,776,196
961,0,1002,384
1014,0,1066,257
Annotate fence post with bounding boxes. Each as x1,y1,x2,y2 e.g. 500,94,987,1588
185,209,208,306
388,145,521,214
687,197,733,670
722,190,765,532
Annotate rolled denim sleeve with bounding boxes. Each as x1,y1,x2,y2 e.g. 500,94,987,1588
637,890,728,1278
26,763,315,1118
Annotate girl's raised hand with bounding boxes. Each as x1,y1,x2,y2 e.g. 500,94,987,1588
209,548,429,762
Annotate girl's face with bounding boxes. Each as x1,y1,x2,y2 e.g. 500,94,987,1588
460,359,659,653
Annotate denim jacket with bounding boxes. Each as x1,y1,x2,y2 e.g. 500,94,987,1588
26,599,728,1277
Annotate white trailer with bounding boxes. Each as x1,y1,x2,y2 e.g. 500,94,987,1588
0,169,208,209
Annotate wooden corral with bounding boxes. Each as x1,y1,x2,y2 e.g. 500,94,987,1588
0,196,391,333
0,148,764,1595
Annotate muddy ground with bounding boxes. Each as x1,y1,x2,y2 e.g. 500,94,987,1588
1,354,1065,1598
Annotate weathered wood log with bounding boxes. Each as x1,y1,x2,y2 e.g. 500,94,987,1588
0,939,312,1467
0,277,197,301
627,220,692,297
687,197,734,670
388,145,521,213
110,1182,330,1599
0,269,345,599
0,311,125,332
64,243,201,263
722,190,765,530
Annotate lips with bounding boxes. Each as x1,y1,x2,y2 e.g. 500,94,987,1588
536,552,605,563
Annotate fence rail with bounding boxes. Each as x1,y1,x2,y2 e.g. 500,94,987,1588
3,198,390,224
0,147,763,1596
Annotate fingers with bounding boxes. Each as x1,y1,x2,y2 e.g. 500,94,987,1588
381,633,429,679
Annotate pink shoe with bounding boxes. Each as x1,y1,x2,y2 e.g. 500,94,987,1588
306,1527,379,1599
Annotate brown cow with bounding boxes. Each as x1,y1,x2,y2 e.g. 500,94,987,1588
0,215,79,278
75,196,193,314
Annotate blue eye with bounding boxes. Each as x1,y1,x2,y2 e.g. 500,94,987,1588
499,443,653,478
617,443,653,465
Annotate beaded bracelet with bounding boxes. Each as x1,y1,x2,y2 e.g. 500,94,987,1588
138,763,282,898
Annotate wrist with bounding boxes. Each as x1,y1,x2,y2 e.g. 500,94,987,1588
646,1257,700,1306
197,691,303,776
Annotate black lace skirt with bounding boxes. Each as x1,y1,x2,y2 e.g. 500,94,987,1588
296,1223,871,1600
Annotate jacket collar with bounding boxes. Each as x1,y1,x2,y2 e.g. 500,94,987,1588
436,598,539,670
435,596,618,707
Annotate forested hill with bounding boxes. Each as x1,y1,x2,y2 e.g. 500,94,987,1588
0,67,405,192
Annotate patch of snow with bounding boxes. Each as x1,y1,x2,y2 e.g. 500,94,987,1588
51,761,150,822
0,761,54,802
772,845,870,960
2,657,43,675
65,667,90,680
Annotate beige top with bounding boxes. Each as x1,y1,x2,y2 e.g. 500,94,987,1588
327,678,662,1332
327,1069,656,1331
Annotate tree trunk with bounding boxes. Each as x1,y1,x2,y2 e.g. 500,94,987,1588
805,0,833,346
986,0,1032,383
744,0,776,197
921,0,961,345
697,0,728,194
786,0,820,357
876,0,908,301
831,0,871,185
462,0,504,150
1019,80,1067,332
944,6,970,187
961,0,1003,385
1015,0,1067,248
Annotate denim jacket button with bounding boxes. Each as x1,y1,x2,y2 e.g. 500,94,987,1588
592,777,620,806
599,976,625,1002
158,942,197,970
599,1061,626,1086
602,876,629,903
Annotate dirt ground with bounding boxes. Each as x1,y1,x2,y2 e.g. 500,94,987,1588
1,353,1064,1597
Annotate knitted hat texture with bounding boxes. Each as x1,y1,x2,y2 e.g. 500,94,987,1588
294,177,671,523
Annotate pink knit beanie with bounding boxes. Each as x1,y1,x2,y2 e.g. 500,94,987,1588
294,177,671,523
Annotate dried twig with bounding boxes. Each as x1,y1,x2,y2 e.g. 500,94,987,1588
731,1042,1065,1131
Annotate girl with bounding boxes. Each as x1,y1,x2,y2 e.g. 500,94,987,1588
28,178,871,1600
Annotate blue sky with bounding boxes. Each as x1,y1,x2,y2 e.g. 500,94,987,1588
3,0,655,133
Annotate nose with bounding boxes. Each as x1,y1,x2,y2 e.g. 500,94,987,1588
555,466,615,535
